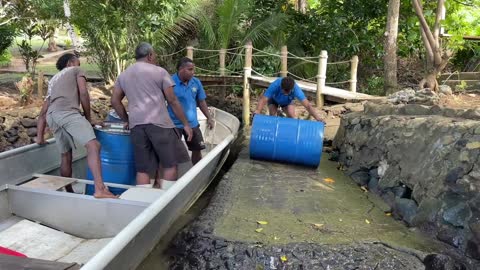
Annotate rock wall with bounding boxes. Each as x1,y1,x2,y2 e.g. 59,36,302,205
0,99,111,153
333,101,480,261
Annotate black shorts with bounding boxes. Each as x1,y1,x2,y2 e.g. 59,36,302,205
177,126,205,151
130,124,189,172
268,98,293,108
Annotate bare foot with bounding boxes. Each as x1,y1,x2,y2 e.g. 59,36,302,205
93,187,118,199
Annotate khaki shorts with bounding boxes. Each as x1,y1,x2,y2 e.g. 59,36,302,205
46,111,96,153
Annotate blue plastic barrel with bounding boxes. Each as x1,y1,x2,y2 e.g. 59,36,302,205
249,115,324,167
86,126,136,195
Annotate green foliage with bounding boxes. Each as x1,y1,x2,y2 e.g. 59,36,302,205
363,75,385,96
455,80,468,92
0,50,12,67
0,25,16,56
64,39,72,49
70,0,190,83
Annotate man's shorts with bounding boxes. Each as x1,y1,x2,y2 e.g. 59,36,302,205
268,98,293,108
130,124,189,173
46,111,96,154
177,126,205,151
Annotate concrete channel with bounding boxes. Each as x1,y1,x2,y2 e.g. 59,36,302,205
137,133,477,269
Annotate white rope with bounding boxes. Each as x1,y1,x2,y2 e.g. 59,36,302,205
252,47,281,57
327,60,351,65
193,54,219,60
193,47,222,52
157,48,185,57
325,80,350,85
288,72,317,84
195,66,221,74
251,69,278,78
223,68,243,75
287,52,320,59
225,51,245,56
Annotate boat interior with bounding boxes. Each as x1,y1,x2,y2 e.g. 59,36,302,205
0,108,239,267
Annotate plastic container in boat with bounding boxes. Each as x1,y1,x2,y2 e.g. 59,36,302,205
86,124,136,195
249,115,324,167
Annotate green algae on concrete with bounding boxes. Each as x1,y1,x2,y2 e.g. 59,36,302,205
214,153,443,253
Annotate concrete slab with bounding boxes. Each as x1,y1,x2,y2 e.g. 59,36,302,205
212,150,440,251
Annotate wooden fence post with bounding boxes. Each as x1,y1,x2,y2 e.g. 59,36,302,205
280,45,288,77
243,41,253,126
219,48,226,76
186,46,194,60
37,71,44,97
316,50,328,109
350,55,359,92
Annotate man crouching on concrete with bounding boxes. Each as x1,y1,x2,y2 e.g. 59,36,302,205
36,53,116,198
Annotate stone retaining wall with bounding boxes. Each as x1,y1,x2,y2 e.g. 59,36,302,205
333,101,480,260
0,99,110,152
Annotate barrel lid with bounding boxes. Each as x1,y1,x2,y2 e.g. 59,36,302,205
94,122,130,134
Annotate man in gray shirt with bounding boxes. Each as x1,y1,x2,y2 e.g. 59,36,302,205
111,42,192,190
36,53,116,198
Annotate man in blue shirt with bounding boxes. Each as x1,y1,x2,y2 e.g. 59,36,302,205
168,57,215,165
254,77,324,121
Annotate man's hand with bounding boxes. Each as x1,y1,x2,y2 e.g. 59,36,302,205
207,118,215,129
183,125,193,141
89,119,103,127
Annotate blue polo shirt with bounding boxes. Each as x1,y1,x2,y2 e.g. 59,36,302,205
168,74,207,128
264,77,306,106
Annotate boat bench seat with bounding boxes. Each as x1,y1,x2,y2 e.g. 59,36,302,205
21,177,76,191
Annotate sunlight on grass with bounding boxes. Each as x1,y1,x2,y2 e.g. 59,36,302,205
36,62,101,77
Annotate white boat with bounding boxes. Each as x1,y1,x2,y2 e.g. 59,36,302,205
0,107,240,269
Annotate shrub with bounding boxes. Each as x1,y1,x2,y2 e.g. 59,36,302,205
0,50,12,67
15,74,35,105
0,25,15,56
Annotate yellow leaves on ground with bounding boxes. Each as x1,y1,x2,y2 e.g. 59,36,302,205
255,220,268,233
274,236,280,240
323,177,335,184
365,219,371,224
313,223,324,228
360,186,368,192
280,255,287,262
385,212,392,216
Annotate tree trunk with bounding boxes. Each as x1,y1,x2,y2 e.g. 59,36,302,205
47,28,57,52
63,0,80,51
383,0,400,95
412,0,450,92
297,0,307,14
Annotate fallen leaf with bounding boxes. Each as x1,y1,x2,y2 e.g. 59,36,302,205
385,212,392,216
274,236,280,240
257,221,268,225
313,223,324,228
323,177,335,184
280,255,287,262
365,219,371,224
360,186,368,192
255,228,264,233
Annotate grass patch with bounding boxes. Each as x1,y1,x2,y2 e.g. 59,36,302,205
36,62,102,77
0,73,26,84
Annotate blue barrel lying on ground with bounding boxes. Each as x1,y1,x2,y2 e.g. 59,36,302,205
86,124,136,195
249,115,324,167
